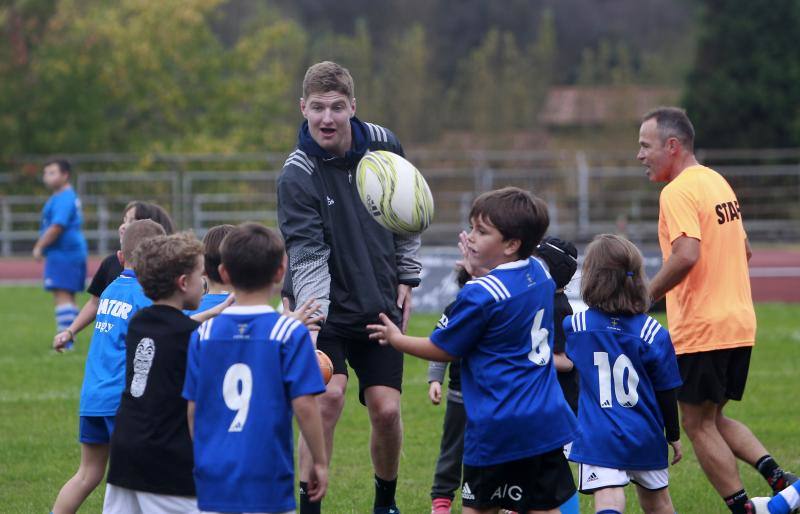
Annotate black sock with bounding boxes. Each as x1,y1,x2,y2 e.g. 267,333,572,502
756,455,787,491
374,474,397,508
724,489,749,514
299,481,320,514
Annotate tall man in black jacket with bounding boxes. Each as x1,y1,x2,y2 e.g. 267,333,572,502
278,61,421,514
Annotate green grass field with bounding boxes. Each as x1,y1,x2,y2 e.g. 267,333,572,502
1,286,798,513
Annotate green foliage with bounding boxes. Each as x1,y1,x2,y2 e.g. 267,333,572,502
683,0,800,148
0,0,305,155
447,11,558,134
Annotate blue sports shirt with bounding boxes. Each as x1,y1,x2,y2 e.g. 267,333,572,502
430,257,578,466
564,309,682,470
80,270,152,416
182,305,326,513
183,293,229,317
40,186,87,256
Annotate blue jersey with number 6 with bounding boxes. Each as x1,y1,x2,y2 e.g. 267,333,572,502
564,309,682,470
430,257,578,467
182,305,325,513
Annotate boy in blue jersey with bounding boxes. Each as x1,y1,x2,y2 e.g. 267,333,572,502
369,187,578,514
51,219,166,514
564,234,682,514
749,481,800,514
34,159,87,349
183,222,328,513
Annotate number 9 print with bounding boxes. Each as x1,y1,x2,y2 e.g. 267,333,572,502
223,363,253,432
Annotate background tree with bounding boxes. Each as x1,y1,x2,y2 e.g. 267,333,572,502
683,0,800,148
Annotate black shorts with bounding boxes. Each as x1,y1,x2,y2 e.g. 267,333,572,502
316,323,403,405
677,347,752,404
461,448,576,511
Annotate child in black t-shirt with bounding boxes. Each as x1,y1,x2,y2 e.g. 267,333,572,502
104,232,213,513
535,236,579,414
428,268,471,514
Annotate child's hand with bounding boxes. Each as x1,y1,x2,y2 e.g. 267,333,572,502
307,462,328,502
283,298,325,331
457,230,489,278
366,313,400,346
669,440,682,465
53,330,73,353
428,381,442,405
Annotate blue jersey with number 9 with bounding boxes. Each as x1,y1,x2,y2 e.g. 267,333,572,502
430,257,578,467
564,309,682,470
182,305,325,513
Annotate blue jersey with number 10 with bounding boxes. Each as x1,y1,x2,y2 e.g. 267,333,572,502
182,305,325,513
564,309,682,470
430,257,578,467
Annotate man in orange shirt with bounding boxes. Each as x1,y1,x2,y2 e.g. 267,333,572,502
639,107,796,514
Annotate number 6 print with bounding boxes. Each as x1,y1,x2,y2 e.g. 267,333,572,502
528,309,551,366
223,363,253,432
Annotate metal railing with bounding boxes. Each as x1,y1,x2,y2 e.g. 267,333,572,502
2,150,799,256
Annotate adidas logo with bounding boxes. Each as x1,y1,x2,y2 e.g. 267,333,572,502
327,196,335,206
462,482,475,500
587,472,599,482
601,399,611,408
622,401,634,407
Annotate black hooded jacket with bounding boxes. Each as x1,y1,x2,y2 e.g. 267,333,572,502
277,117,421,329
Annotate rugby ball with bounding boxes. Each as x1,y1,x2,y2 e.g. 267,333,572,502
316,349,333,385
356,150,434,235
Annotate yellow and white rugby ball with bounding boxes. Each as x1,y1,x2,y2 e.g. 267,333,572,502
356,150,434,235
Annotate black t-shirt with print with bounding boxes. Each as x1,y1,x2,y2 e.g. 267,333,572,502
107,305,200,496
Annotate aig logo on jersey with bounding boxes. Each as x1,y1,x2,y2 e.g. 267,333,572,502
491,483,523,501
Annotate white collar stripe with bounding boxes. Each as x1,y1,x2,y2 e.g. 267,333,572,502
470,279,501,302
484,275,511,298
477,276,508,300
276,316,296,341
270,316,288,340
495,258,530,271
640,317,655,339
647,324,661,344
282,319,301,342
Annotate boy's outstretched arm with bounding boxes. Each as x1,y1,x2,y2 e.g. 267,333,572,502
367,313,456,362
293,394,328,502
190,294,235,323
53,295,101,352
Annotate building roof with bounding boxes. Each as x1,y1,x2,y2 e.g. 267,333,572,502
539,85,679,126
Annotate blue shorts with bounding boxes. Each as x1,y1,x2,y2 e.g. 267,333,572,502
44,253,86,292
79,415,115,444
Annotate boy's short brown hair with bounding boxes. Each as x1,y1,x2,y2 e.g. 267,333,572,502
302,61,354,99
121,219,166,265
580,234,650,315
220,223,285,292
134,232,204,301
202,224,235,284
469,187,549,259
